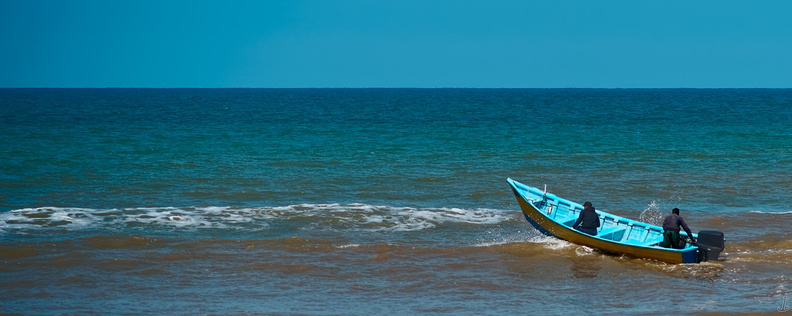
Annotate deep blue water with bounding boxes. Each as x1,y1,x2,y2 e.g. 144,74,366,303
1,89,791,315
3,88,791,213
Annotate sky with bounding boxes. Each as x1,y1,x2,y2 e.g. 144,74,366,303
1,0,791,88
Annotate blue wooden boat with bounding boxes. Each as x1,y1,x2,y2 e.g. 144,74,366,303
507,178,710,264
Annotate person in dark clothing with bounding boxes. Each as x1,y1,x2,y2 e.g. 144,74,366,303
573,201,600,235
661,208,696,248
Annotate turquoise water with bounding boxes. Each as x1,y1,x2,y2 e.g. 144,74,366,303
1,88,791,314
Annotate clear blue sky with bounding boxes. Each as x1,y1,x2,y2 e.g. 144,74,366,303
2,0,791,88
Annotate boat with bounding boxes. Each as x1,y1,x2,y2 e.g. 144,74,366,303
507,178,724,264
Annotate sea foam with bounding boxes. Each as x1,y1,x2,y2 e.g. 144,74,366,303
0,204,513,235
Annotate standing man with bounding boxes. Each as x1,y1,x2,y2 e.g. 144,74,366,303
662,208,696,248
573,201,600,235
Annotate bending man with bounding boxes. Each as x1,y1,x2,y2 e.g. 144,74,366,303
661,208,696,248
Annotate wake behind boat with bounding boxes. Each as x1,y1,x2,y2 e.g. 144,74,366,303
507,178,725,264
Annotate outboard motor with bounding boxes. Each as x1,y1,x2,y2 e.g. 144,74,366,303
696,230,725,262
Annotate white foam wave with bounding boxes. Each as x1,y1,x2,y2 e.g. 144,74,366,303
536,236,575,250
336,244,362,249
0,204,513,234
472,229,575,252
748,210,792,215
575,245,596,256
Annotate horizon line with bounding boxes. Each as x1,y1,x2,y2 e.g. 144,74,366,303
2,87,791,90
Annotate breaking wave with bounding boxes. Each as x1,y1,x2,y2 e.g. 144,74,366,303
0,204,514,235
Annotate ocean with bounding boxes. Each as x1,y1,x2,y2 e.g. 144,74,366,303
1,88,791,315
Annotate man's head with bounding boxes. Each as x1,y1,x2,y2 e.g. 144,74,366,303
583,201,592,208
672,208,680,215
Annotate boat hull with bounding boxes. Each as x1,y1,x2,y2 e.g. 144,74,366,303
508,178,699,264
